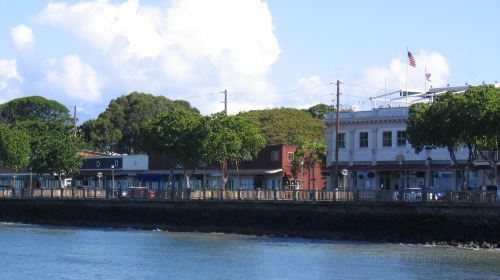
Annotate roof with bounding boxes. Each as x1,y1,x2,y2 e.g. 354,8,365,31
325,163,457,172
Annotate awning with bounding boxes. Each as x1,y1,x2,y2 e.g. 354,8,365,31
228,169,282,175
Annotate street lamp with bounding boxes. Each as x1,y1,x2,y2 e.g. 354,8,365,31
97,172,102,189
29,167,33,198
341,169,348,191
300,160,304,190
111,165,115,198
426,157,432,188
12,174,17,197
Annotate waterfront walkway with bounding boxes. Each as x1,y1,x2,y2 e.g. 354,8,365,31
0,187,499,204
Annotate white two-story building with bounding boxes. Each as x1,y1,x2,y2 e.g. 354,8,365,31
325,87,498,191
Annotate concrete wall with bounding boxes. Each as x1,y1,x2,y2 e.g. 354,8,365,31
1,200,499,247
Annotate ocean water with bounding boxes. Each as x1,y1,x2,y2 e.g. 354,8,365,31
0,223,499,279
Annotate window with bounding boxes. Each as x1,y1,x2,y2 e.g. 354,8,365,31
241,179,252,188
359,132,369,148
397,131,406,147
337,133,346,149
382,131,392,147
208,179,219,189
287,152,294,162
269,179,281,189
271,151,280,161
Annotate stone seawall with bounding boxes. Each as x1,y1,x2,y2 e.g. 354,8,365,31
0,199,499,248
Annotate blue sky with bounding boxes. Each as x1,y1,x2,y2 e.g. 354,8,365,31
0,0,499,122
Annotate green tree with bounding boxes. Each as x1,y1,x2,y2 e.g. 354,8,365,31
242,108,325,145
465,85,500,187
30,129,84,187
81,92,198,154
0,124,30,172
305,103,354,120
141,108,204,189
407,90,487,190
291,140,326,189
80,118,122,152
0,96,70,124
201,113,265,189
232,114,266,188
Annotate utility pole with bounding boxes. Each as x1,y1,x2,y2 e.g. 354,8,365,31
334,80,341,190
73,106,77,137
220,90,227,114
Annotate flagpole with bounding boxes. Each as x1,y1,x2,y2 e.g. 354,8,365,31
424,66,427,95
406,46,408,106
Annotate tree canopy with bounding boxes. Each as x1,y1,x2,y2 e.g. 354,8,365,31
29,128,84,178
141,107,204,188
0,124,30,171
465,86,500,186
0,96,70,124
80,92,198,154
241,108,326,145
304,103,353,120
11,114,85,182
201,112,266,188
291,140,326,189
406,85,500,189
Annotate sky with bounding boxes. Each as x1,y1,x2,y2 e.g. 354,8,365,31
0,0,499,123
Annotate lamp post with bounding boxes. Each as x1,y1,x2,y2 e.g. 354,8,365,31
426,157,432,188
111,165,115,198
342,169,348,191
12,174,17,197
29,168,33,198
97,172,102,189
300,160,304,190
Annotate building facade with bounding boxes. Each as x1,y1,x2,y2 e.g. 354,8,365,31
76,154,149,189
145,145,326,190
325,106,496,191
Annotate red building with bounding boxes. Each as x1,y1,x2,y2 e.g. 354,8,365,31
145,144,326,190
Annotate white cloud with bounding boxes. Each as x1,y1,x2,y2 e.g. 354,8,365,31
0,59,23,103
352,50,451,109
39,0,165,60
363,50,450,93
0,59,22,85
41,54,103,102
10,24,35,49
164,0,280,75
292,51,451,111
38,0,281,114
296,75,332,109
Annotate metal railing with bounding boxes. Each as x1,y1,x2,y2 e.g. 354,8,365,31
0,187,499,204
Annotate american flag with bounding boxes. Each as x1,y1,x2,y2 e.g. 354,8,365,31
407,51,416,67
425,68,431,82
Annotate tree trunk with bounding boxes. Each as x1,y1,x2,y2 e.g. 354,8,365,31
307,162,311,191
168,167,174,190
312,162,316,190
236,161,240,190
448,147,471,190
479,149,499,187
184,169,191,190
221,161,228,189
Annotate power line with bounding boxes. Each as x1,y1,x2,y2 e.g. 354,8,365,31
340,92,372,100
342,82,399,93
232,83,333,96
